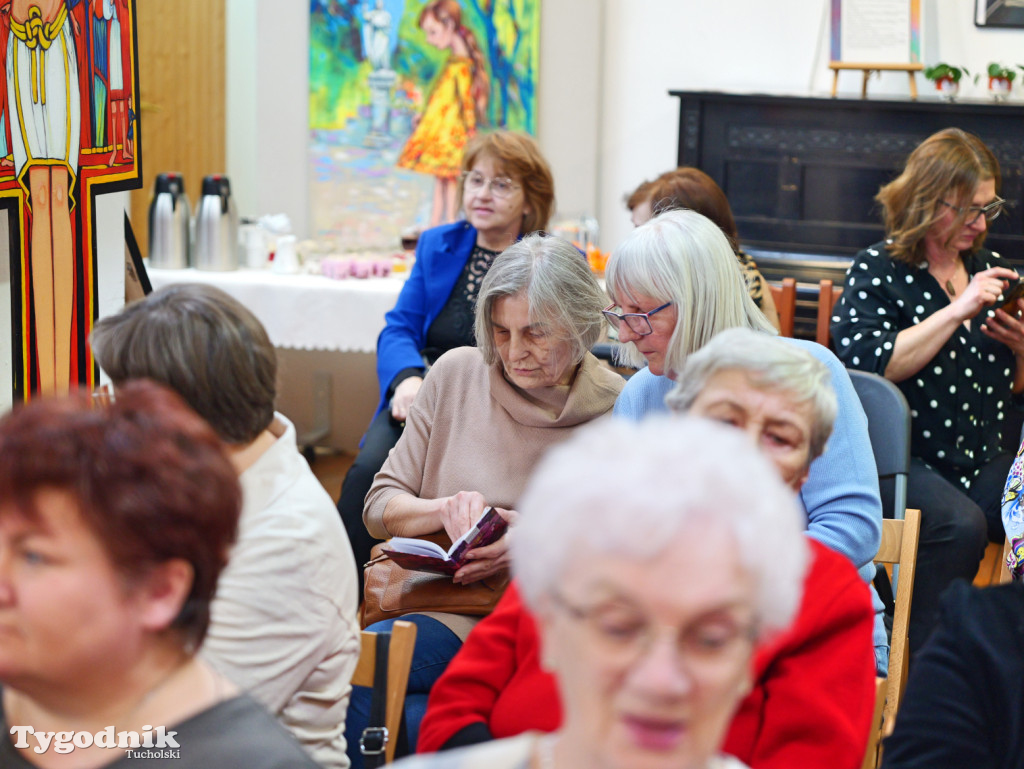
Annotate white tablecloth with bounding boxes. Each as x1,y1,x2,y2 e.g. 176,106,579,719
147,268,406,352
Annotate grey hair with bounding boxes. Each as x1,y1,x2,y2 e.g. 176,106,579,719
514,416,808,637
666,328,838,462
90,283,277,445
605,208,775,375
475,233,606,366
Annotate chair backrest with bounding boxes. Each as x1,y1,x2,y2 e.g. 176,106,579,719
974,539,1014,586
1000,537,1015,584
816,279,843,347
874,508,921,739
861,676,889,769
848,369,911,521
352,620,418,764
769,277,797,337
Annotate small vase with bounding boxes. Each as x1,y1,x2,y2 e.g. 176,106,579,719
989,76,1012,102
935,77,959,101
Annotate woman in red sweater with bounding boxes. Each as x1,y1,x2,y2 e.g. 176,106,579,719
418,329,876,769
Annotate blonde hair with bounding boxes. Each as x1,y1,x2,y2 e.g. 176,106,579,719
877,128,1000,264
605,209,775,375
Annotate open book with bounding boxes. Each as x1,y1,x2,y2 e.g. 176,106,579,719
383,506,509,576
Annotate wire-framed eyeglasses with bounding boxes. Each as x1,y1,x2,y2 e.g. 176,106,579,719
939,196,1006,225
462,171,521,199
602,302,673,336
550,590,757,672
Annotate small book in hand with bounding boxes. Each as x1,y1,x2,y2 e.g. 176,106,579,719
383,506,509,576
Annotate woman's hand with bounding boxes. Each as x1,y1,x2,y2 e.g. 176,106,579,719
950,267,1019,322
982,298,1024,356
438,490,488,543
454,508,518,585
391,376,424,421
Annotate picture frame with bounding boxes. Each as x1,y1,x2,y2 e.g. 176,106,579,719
976,0,1024,28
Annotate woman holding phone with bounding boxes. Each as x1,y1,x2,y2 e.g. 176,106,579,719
831,127,1023,653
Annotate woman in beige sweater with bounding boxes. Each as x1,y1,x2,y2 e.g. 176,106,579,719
348,234,623,766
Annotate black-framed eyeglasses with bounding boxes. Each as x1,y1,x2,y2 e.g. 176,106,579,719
939,196,1006,225
602,302,673,336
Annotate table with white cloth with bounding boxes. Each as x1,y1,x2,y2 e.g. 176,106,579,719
147,267,407,451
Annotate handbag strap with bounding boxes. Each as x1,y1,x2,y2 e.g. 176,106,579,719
360,631,391,768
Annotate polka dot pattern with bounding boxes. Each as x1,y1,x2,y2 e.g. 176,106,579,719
831,241,1018,489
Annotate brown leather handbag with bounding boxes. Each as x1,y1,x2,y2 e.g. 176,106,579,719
361,539,509,628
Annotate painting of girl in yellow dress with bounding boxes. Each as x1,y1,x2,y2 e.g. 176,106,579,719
397,0,487,227
309,0,538,248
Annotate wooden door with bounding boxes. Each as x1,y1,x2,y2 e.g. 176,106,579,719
130,0,225,257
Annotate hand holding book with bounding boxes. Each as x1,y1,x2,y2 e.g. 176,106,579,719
384,506,512,582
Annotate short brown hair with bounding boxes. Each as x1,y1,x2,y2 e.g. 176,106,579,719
90,283,276,444
627,167,740,250
0,381,241,648
625,177,656,211
458,130,555,235
877,128,1001,264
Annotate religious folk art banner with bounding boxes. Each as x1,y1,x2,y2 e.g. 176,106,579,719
1,0,141,402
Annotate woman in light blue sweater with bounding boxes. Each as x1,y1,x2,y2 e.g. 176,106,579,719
605,209,888,672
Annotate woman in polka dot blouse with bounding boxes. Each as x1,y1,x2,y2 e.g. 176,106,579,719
832,128,1022,654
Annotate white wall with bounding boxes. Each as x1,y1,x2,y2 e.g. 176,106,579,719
227,0,310,235
227,1,1024,250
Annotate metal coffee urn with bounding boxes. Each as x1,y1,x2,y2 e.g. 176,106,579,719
147,172,190,269
194,174,239,271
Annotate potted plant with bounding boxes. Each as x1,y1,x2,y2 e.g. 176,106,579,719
924,63,971,100
986,63,1023,100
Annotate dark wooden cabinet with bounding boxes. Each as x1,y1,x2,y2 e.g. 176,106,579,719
671,90,1024,336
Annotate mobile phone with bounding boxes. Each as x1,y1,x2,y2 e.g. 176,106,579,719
1000,281,1024,315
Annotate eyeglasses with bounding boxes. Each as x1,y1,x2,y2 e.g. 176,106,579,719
939,196,1006,225
463,171,521,199
602,302,673,336
551,591,757,672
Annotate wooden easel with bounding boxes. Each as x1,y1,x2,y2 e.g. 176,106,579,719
829,61,924,99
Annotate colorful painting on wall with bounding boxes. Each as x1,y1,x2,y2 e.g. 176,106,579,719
0,0,141,401
309,0,540,251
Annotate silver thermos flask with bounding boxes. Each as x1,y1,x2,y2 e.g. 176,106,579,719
194,174,239,271
147,172,190,269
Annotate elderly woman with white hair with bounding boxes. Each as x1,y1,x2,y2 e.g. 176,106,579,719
416,330,875,768
605,208,886,672
395,416,809,769
346,233,624,766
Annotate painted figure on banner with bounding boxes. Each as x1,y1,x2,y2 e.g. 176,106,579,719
396,0,489,227
0,0,140,399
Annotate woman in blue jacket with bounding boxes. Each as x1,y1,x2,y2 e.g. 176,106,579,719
338,131,555,587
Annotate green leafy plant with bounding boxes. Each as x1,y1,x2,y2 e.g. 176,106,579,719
987,63,1019,83
924,63,971,83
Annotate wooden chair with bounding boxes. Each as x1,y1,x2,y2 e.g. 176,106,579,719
974,539,1014,586
816,278,843,347
352,620,417,764
769,277,797,337
861,676,889,769
874,508,921,739
1000,537,1015,585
